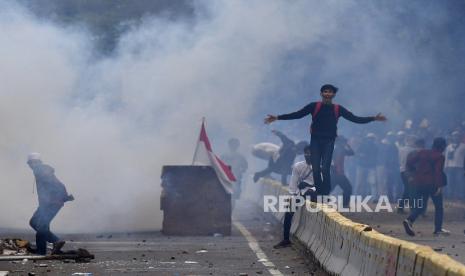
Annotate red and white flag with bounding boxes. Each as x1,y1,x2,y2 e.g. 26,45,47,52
192,119,236,194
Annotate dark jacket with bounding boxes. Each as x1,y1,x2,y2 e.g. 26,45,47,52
406,149,446,189
332,142,354,175
277,102,374,138
31,163,69,206
271,131,298,175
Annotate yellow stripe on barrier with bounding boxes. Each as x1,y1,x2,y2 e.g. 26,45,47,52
256,179,465,276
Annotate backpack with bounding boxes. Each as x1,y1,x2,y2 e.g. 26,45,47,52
312,101,340,118
310,102,340,133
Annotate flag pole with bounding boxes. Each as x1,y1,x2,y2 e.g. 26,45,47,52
192,117,205,165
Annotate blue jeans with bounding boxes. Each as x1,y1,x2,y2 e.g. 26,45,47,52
29,204,62,255
310,136,335,195
407,186,443,232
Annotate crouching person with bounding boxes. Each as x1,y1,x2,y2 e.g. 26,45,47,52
274,145,317,249
27,153,74,255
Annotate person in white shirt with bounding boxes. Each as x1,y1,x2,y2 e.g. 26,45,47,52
444,131,465,200
397,135,418,213
274,145,316,249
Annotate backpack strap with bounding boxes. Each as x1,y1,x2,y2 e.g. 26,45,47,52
334,104,340,120
312,102,322,117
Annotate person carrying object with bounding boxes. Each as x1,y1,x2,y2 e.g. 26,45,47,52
273,145,316,249
27,153,74,255
253,130,308,186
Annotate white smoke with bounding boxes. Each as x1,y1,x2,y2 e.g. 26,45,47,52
0,0,461,232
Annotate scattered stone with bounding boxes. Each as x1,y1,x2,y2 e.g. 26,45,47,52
107,235,113,239
452,245,456,248
182,250,189,254
433,248,443,252
239,273,248,276
171,256,176,260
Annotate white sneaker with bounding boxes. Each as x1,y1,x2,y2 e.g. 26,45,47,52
433,229,451,236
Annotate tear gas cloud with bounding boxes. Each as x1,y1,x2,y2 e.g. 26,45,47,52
0,0,463,232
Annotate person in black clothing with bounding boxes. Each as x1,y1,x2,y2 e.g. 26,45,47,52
378,132,400,202
253,130,308,185
355,133,378,197
27,153,74,255
264,84,386,195
330,135,354,207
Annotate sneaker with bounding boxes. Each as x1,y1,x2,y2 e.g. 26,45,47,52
51,240,66,255
433,229,451,236
273,240,291,249
403,219,415,236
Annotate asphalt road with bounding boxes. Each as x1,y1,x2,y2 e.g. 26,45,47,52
0,200,327,276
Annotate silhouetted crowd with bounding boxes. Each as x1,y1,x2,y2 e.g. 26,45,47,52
343,118,465,203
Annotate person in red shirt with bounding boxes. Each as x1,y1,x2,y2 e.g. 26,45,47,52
402,137,449,236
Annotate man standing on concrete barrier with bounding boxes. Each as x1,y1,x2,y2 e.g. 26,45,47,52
27,153,74,255
402,138,450,236
274,145,316,249
264,84,386,196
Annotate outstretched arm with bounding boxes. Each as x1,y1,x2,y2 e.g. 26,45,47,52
264,103,314,124
271,130,293,146
340,106,386,124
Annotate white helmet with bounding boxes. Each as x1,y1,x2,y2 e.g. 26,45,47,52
27,152,41,162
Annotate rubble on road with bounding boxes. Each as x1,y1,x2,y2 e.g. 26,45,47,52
0,238,94,262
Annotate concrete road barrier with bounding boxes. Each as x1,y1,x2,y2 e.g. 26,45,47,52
255,178,465,276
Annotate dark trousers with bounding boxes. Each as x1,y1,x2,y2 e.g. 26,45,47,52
283,191,317,241
385,168,397,203
310,137,335,195
330,171,352,207
407,186,443,232
398,172,412,209
255,159,290,186
29,204,62,255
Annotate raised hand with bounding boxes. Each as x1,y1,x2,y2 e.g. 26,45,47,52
264,114,278,124
374,113,387,121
